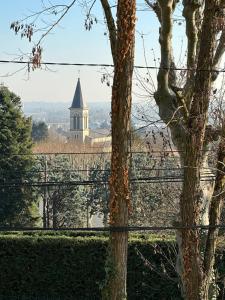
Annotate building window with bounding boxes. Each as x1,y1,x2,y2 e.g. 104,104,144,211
73,115,81,130
77,116,80,130
73,116,77,130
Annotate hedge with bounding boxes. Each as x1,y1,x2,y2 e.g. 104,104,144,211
0,232,223,299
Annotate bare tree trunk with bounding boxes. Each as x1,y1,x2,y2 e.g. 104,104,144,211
179,145,204,299
202,122,225,299
102,0,136,299
151,0,222,298
179,2,218,297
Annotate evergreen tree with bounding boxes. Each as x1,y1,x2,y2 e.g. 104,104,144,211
35,155,87,228
32,121,48,142
0,85,39,226
88,162,110,227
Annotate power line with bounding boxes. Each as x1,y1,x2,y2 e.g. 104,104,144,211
3,149,215,157
0,224,225,232
0,168,215,175
0,175,215,188
0,59,225,73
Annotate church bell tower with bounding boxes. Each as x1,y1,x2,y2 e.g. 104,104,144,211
69,78,89,143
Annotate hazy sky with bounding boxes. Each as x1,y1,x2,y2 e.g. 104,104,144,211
0,1,184,104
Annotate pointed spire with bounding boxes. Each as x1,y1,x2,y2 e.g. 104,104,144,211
70,78,87,109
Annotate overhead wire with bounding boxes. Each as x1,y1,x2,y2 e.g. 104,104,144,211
0,175,215,188
3,149,216,157
0,59,225,73
0,166,216,174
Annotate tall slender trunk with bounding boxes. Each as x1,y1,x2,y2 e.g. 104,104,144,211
202,123,225,299
152,0,223,298
176,2,218,298
102,0,136,299
179,137,205,299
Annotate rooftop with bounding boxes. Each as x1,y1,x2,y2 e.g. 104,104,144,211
70,78,87,109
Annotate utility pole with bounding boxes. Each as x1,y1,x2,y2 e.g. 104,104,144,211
86,165,90,228
43,156,49,228
46,157,50,228
43,156,47,228
52,191,57,229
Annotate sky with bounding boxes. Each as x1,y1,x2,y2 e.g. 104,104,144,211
0,0,184,104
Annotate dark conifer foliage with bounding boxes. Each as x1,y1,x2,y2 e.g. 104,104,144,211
32,121,48,142
0,85,39,226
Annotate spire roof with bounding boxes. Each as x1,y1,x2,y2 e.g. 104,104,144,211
70,78,87,109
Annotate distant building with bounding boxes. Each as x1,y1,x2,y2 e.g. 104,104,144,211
69,78,111,146
69,78,89,142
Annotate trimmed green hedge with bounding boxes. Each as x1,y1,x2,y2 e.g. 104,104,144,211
0,232,223,299
0,235,107,300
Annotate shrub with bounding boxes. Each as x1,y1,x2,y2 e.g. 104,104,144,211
0,232,221,299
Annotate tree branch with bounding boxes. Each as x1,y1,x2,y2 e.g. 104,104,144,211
212,29,225,81
182,1,203,111
203,120,225,281
11,0,78,69
149,1,177,89
183,1,201,70
157,0,175,92
87,0,97,17
19,5,70,23
36,0,77,47
153,0,187,149
189,0,218,118
100,0,117,64
145,0,161,21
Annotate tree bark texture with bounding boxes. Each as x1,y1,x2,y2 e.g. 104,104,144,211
180,2,218,298
202,123,225,299
102,0,136,299
153,0,224,299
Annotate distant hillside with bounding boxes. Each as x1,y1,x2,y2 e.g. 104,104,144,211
22,101,111,129
22,100,159,130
